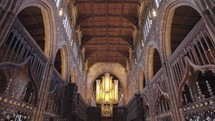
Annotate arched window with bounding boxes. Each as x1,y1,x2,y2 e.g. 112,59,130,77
171,6,201,54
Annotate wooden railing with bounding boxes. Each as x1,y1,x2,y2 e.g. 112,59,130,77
150,67,173,121
61,83,78,121
167,18,215,120
169,19,215,87
49,68,64,92
126,94,143,121
75,94,88,121
0,94,34,120
181,70,215,120
60,83,88,121
151,67,164,84
44,69,64,118
0,18,48,89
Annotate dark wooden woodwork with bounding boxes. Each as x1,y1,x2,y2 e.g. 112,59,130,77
125,94,144,121
87,106,101,121
61,83,88,121
62,83,78,120
75,94,88,121
113,106,126,121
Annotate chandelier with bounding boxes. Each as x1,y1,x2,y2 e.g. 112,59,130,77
96,72,119,117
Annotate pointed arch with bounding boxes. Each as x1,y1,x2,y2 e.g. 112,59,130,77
54,45,69,81
160,1,202,60
17,1,56,59
146,45,162,80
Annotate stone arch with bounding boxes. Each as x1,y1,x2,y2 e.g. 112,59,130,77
160,0,202,60
146,45,162,80
17,1,56,59
0,69,7,94
137,65,146,93
54,45,69,81
0,0,23,46
71,66,77,84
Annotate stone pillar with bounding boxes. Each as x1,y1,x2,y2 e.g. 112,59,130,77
31,63,53,121
163,63,185,121
0,0,22,46
196,0,215,41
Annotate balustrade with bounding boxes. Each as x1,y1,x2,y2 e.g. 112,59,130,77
169,19,215,87
155,97,172,121
182,71,215,121
113,106,126,121
87,106,101,121
163,17,215,120
44,69,64,118
150,68,172,121
75,94,88,121
0,18,48,89
0,94,34,120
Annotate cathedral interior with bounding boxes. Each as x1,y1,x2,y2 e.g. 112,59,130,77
0,0,215,121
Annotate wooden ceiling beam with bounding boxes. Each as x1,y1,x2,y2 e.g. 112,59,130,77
80,25,134,31
86,50,129,60
81,35,133,48
74,0,140,5
84,43,131,47
118,50,129,59
77,14,138,27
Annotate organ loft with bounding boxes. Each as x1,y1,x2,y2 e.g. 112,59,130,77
0,0,215,121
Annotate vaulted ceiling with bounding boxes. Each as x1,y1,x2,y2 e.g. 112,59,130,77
75,0,140,68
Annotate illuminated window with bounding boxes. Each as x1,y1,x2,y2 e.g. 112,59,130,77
143,10,152,40
63,11,72,40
